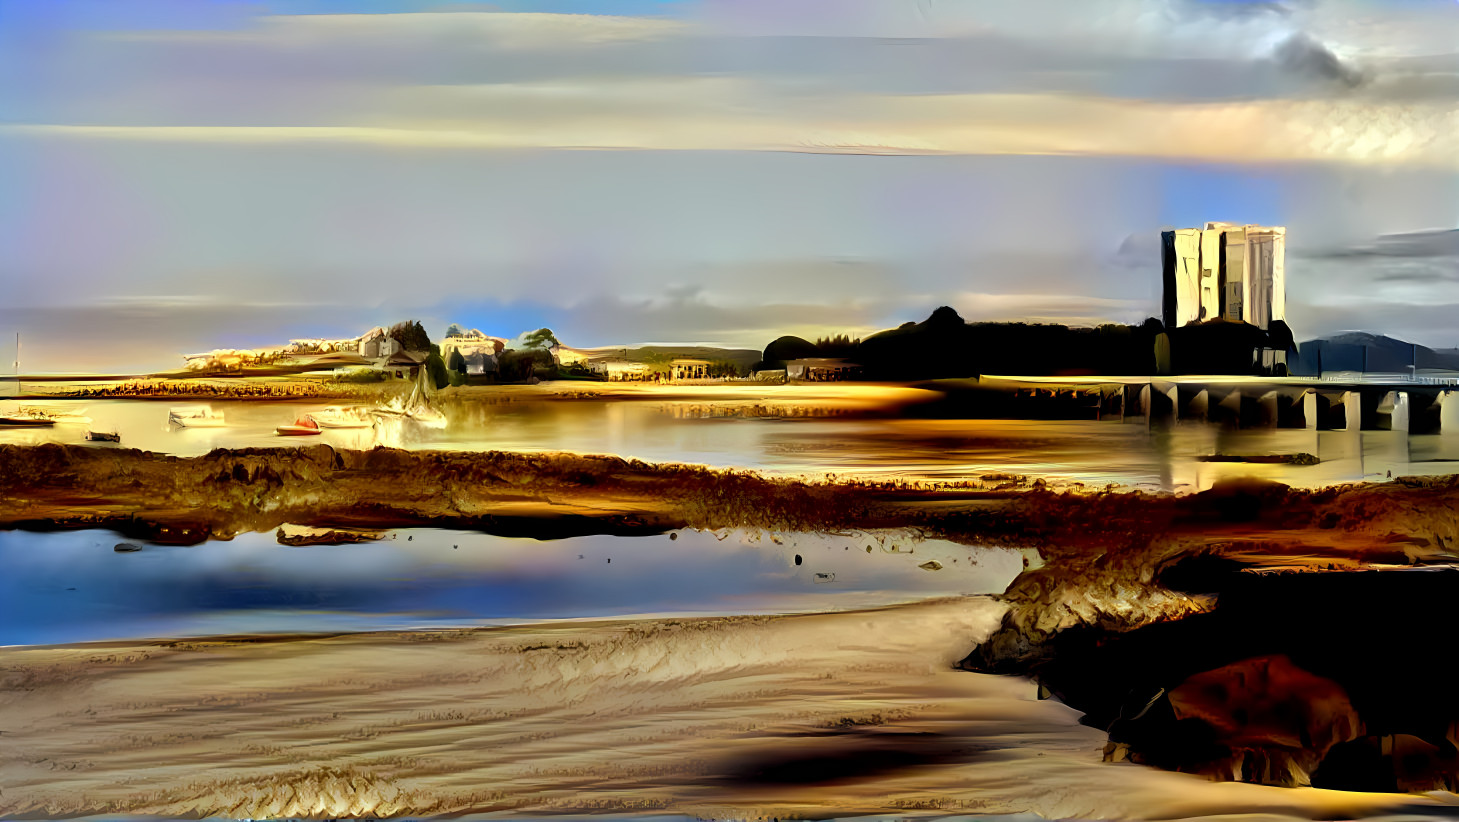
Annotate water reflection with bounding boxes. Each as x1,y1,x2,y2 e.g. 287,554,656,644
0,528,1026,646
4,398,1459,490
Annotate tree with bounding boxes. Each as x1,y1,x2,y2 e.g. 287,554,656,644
425,350,450,390
389,320,432,354
445,324,463,339
815,334,860,358
448,348,467,375
1268,320,1295,352
498,347,554,381
522,328,560,350
708,360,745,378
640,350,673,379
759,335,820,370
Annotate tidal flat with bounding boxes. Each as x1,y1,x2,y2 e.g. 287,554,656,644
5,439,1459,817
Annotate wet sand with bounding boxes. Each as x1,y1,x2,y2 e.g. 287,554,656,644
0,598,1441,820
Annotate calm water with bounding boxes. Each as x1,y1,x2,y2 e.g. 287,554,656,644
4,396,1459,489
0,527,1028,646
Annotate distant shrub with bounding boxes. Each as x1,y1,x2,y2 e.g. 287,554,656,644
332,368,387,383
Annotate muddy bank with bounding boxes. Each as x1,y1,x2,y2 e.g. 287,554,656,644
4,445,1459,551
0,443,994,544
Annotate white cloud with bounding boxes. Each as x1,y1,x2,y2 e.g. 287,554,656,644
5,5,1451,165
3,3,1458,364
13,93,1455,168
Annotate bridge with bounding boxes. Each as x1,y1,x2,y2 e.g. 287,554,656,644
976,374,1459,433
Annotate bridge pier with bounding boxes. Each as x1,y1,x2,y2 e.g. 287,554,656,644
1098,386,1120,420
1408,391,1443,435
1121,384,1149,423
1274,391,1305,428
1186,388,1210,423
1377,391,1410,433
1147,382,1178,425
1213,388,1243,429
1326,391,1362,431
1257,390,1281,428
1441,391,1459,435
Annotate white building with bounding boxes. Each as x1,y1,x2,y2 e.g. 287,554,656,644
441,328,508,363
1162,223,1285,330
587,358,649,381
357,327,401,359
1163,228,1211,327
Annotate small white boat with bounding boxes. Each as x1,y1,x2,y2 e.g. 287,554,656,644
309,406,374,429
169,406,226,428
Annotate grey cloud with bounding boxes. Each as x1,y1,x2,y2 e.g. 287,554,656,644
9,11,1452,133
1367,230,1459,259
1376,269,1459,286
1110,232,1162,270
1185,0,1293,20
549,295,889,348
1273,32,1366,89
1308,229,1459,259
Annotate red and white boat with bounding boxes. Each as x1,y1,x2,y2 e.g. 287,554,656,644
276,415,322,436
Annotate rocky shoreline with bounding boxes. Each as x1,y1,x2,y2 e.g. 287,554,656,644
955,474,1459,792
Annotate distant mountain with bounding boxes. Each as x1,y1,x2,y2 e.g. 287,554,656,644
1294,332,1459,374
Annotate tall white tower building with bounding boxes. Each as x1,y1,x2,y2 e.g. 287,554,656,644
1162,223,1285,330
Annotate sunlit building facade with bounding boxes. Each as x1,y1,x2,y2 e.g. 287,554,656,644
1162,223,1285,331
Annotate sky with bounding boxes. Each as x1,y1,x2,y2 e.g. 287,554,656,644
1,0,1457,372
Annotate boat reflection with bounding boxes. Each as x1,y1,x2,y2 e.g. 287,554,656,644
5,397,1459,491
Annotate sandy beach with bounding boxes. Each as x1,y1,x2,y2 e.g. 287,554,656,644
2,597,1445,820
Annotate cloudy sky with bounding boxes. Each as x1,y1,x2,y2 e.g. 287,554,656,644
2,0,1457,372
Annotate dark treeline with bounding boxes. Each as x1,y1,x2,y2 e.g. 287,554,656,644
756,306,1294,379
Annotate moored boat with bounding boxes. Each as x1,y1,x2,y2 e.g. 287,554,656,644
169,406,226,428
0,408,57,427
22,405,91,424
309,406,374,429
276,415,323,436
86,430,122,443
